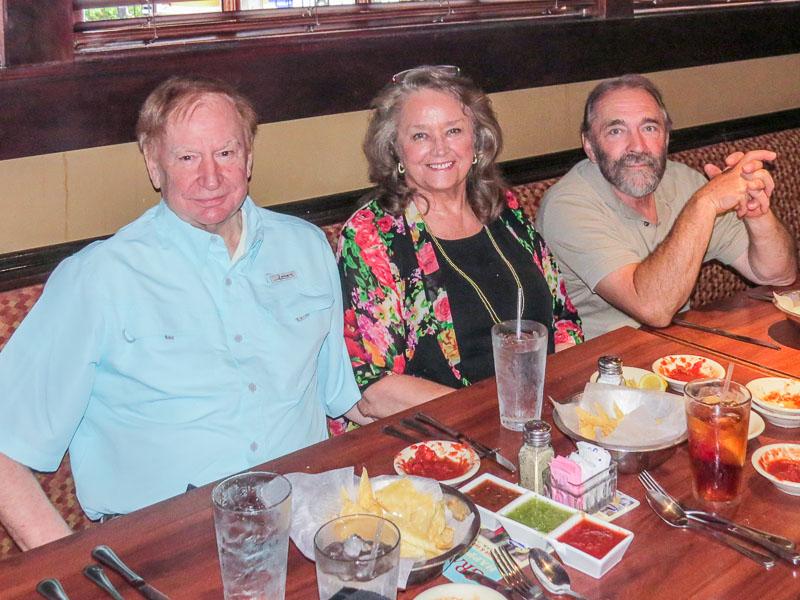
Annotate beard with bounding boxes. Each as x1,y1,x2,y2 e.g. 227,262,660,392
592,141,667,198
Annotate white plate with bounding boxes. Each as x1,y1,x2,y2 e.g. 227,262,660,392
393,440,480,486
652,355,725,392
746,377,800,416
752,443,800,496
590,366,666,389
414,583,506,600
751,403,800,428
748,410,766,440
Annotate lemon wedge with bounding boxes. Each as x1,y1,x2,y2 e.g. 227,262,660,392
638,372,668,391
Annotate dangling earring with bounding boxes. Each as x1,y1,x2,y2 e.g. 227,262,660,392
397,162,406,175
472,155,478,165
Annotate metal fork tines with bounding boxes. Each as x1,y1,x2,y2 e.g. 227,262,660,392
491,546,543,599
639,470,799,562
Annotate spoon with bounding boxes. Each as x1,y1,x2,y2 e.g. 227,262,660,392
644,491,776,568
529,548,587,600
36,579,70,600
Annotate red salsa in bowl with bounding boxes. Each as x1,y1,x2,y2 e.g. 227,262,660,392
394,441,479,483
557,517,628,559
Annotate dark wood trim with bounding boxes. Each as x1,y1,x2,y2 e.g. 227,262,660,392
0,0,72,67
1,107,797,292
0,3,798,161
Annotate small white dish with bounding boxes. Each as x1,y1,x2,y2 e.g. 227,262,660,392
751,403,800,428
589,366,666,389
496,493,578,550
393,440,480,486
414,582,506,600
652,355,725,392
547,513,634,579
748,410,766,440
752,443,800,496
746,377,800,415
458,473,527,530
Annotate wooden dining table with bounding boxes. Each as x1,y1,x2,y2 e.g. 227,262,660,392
1,326,798,600
650,284,800,380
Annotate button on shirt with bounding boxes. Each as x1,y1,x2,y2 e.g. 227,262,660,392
0,197,358,519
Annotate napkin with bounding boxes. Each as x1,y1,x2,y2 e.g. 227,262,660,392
774,291,800,314
285,467,475,589
555,382,686,448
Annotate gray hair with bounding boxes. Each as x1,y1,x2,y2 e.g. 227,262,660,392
362,65,507,223
581,74,673,140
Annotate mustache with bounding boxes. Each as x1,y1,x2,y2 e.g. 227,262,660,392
616,151,660,168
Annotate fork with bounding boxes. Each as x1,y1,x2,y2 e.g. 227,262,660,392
639,470,799,561
491,546,543,600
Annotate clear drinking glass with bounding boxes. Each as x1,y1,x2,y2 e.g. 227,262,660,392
314,514,401,600
212,471,292,600
684,378,751,511
491,319,549,431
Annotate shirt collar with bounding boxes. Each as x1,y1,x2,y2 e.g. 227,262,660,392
579,158,665,224
156,196,264,268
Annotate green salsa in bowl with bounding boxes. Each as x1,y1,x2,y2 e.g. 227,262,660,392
497,493,579,550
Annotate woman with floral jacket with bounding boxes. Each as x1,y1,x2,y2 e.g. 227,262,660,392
335,66,582,426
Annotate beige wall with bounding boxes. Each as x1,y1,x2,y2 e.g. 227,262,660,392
1,54,799,254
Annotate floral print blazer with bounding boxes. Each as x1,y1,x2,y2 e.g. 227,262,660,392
336,191,583,398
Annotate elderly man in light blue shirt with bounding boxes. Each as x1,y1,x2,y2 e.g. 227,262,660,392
0,76,361,550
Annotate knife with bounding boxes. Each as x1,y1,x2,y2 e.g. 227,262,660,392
92,546,171,600
381,424,423,444
414,411,517,473
670,318,781,350
462,569,526,599
397,418,451,442
36,579,70,600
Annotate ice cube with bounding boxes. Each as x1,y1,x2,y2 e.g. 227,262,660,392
343,534,367,558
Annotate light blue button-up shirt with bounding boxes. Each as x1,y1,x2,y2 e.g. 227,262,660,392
0,197,358,519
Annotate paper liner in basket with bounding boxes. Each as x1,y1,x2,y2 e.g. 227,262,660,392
555,382,686,447
285,467,475,589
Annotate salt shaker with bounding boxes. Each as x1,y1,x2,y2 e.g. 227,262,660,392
518,420,554,494
597,355,626,386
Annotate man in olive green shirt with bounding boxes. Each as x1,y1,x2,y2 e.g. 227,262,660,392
536,74,796,339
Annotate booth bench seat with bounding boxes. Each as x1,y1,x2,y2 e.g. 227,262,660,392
2,126,799,559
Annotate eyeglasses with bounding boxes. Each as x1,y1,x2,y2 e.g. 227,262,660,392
391,65,461,84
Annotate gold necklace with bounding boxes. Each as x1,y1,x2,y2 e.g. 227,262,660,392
425,222,524,324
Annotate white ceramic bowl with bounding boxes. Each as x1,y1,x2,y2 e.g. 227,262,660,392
746,377,800,416
393,440,480,486
458,473,527,530
751,403,800,429
547,513,634,579
652,355,725,392
496,493,578,550
414,583,506,600
751,443,800,496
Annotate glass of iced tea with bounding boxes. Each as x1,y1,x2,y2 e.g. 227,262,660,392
684,378,751,511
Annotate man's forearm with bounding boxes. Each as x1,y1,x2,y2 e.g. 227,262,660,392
0,453,72,551
743,212,798,284
597,195,717,327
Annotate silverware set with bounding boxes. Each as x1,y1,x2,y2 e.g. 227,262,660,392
381,410,517,472
491,545,544,599
37,545,170,600
639,470,800,568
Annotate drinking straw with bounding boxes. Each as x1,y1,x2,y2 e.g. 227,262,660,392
516,287,523,339
364,518,384,578
721,362,735,402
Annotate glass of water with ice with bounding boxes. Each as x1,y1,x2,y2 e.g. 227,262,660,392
314,514,401,600
491,319,549,431
212,471,292,600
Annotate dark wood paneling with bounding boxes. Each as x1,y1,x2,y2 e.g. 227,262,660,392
0,3,798,161
1,0,73,67
1,107,797,292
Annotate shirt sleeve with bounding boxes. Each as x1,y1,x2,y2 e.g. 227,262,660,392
0,253,104,472
336,207,409,392
313,232,360,419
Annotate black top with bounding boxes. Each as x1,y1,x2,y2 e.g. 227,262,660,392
406,217,555,386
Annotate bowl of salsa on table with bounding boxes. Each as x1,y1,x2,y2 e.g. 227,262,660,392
394,440,480,486
652,355,724,391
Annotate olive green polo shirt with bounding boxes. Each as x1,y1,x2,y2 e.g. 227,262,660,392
536,159,749,340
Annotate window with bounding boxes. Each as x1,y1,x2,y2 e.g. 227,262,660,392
73,0,596,52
